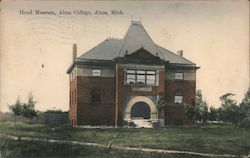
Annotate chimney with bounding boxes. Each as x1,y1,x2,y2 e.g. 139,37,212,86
177,50,183,57
73,44,77,61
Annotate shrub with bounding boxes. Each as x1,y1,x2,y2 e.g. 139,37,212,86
8,92,37,119
239,89,250,128
8,97,23,117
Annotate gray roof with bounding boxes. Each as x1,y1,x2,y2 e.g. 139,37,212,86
79,21,195,65
118,21,158,57
79,39,122,60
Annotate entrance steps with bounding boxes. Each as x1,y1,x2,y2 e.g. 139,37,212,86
132,119,153,128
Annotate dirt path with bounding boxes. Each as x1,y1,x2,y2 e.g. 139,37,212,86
0,134,248,158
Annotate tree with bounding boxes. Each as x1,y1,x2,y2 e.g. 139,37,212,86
208,106,219,121
239,89,250,128
185,90,209,123
8,97,23,117
8,92,37,119
219,93,240,126
185,103,196,120
195,90,209,122
22,93,37,119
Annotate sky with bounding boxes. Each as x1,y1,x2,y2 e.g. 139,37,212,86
0,0,249,112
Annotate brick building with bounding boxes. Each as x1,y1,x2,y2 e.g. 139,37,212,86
67,21,199,127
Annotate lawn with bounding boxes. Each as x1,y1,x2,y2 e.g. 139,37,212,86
0,120,249,157
0,138,206,158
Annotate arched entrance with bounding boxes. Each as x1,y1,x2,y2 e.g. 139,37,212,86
124,96,158,121
131,102,151,119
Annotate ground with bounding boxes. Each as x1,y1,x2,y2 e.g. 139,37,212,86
0,121,249,158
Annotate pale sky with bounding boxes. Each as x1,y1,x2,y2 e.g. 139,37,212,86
0,0,249,112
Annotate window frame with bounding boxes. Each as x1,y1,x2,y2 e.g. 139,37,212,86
174,72,184,80
126,69,156,85
91,69,102,77
174,92,183,104
146,70,156,85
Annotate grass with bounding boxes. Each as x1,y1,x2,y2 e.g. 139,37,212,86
0,138,207,158
0,120,249,157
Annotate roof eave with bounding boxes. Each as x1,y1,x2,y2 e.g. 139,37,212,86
67,58,115,73
66,62,76,74
167,63,200,70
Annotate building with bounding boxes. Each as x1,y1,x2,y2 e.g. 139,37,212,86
67,21,199,127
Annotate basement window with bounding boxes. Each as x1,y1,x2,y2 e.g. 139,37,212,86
91,69,101,77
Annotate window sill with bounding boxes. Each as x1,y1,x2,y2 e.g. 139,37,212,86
126,83,157,87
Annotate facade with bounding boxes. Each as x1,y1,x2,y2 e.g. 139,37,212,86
67,21,199,127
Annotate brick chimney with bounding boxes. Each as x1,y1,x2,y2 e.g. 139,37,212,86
73,44,77,61
177,50,183,57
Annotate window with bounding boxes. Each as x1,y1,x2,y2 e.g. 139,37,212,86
126,70,136,84
146,71,156,85
126,69,156,85
91,89,101,103
91,69,101,76
175,72,183,80
174,92,183,103
75,89,77,104
71,91,73,105
137,70,146,84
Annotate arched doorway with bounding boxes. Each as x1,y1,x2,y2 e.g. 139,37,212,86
131,102,151,119
124,96,158,121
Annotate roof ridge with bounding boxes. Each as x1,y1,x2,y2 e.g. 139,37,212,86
139,23,158,56
116,22,138,58
77,23,196,66
118,22,159,57
116,34,127,58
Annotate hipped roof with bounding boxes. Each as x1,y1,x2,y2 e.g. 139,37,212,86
78,21,195,65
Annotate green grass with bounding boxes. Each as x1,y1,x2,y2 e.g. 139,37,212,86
0,120,249,156
0,137,209,158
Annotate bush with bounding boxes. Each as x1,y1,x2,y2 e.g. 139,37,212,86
208,106,219,121
219,93,241,126
239,89,250,128
8,97,23,117
8,93,37,119
185,90,209,123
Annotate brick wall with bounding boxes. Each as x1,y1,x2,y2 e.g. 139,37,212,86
165,106,194,125
69,78,77,126
164,77,196,125
69,63,196,126
76,76,116,126
165,80,196,104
